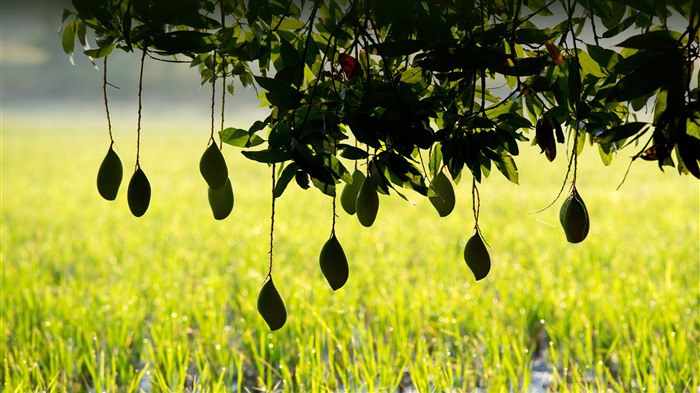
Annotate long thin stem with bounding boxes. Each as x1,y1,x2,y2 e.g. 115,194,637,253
219,1,226,149
268,164,277,278
219,72,226,149
331,194,337,236
472,177,480,231
531,129,578,214
135,47,147,168
210,52,217,144
102,57,114,145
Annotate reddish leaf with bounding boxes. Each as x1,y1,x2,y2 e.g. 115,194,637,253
338,53,362,79
544,41,564,66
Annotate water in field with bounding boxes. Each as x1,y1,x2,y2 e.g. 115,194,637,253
2,112,698,392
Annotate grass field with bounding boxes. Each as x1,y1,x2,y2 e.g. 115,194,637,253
2,116,699,392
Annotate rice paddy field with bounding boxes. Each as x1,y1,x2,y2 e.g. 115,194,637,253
2,115,699,392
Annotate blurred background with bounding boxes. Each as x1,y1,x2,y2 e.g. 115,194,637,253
1,0,267,130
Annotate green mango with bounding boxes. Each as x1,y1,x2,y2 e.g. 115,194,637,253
463,233,491,281
96,146,123,201
428,171,455,217
199,143,228,189
561,187,589,243
208,177,234,220
127,167,151,217
319,234,349,290
559,193,571,226
340,169,365,215
355,175,379,227
257,278,287,331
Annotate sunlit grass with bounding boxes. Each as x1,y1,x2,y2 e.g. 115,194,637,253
2,118,698,392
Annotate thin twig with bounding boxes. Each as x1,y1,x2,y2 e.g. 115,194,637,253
268,163,277,278
616,158,636,190
103,57,114,145
210,51,217,144
219,1,226,149
531,129,578,214
472,177,480,231
145,52,190,63
135,47,147,168
331,194,337,236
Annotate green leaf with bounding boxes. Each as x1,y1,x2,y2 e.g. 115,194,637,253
61,8,73,24
598,143,614,166
606,58,668,102
338,144,369,160
497,113,533,129
616,30,682,50
515,28,558,44
612,50,663,74
220,127,265,148
577,49,607,77
242,149,291,163
62,20,77,58
400,67,423,84
153,31,216,54
311,177,336,197
268,123,292,149
273,163,299,198
279,37,302,70
494,154,519,184
429,143,443,177
586,44,624,70
327,154,351,183
254,76,303,109
76,20,87,48
593,122,648,144
84,44,115,58
304,36,320,67
290,139,335,184
601,14,637,38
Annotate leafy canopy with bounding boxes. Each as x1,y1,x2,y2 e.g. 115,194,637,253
62,0,700,196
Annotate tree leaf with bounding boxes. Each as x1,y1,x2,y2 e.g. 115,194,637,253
254,76,303,109
220,127,265,148
76,20,87,49
616,30,682,50
338,144,369,160
515,28,558,44
606,58,668,102
273,163,299,197
577,49,607,77
586,44,624,70
593,122,648,144
242,149,291,163
601,14,637,38
153,31,217,54
62,20,77,58
495,154,519,184
84,43,116,58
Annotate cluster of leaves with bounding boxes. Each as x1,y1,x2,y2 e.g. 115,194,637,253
63,0,699,198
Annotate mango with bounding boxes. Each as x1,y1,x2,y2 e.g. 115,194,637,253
208,177,234,220
560,187,589,243
257,278,287,331
355,175,379,227
127,167,151,217
199,143,228,189
319,234,349,290
464,233,491,281
96,146,123,201
340,169,365,215
428,171,455,217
